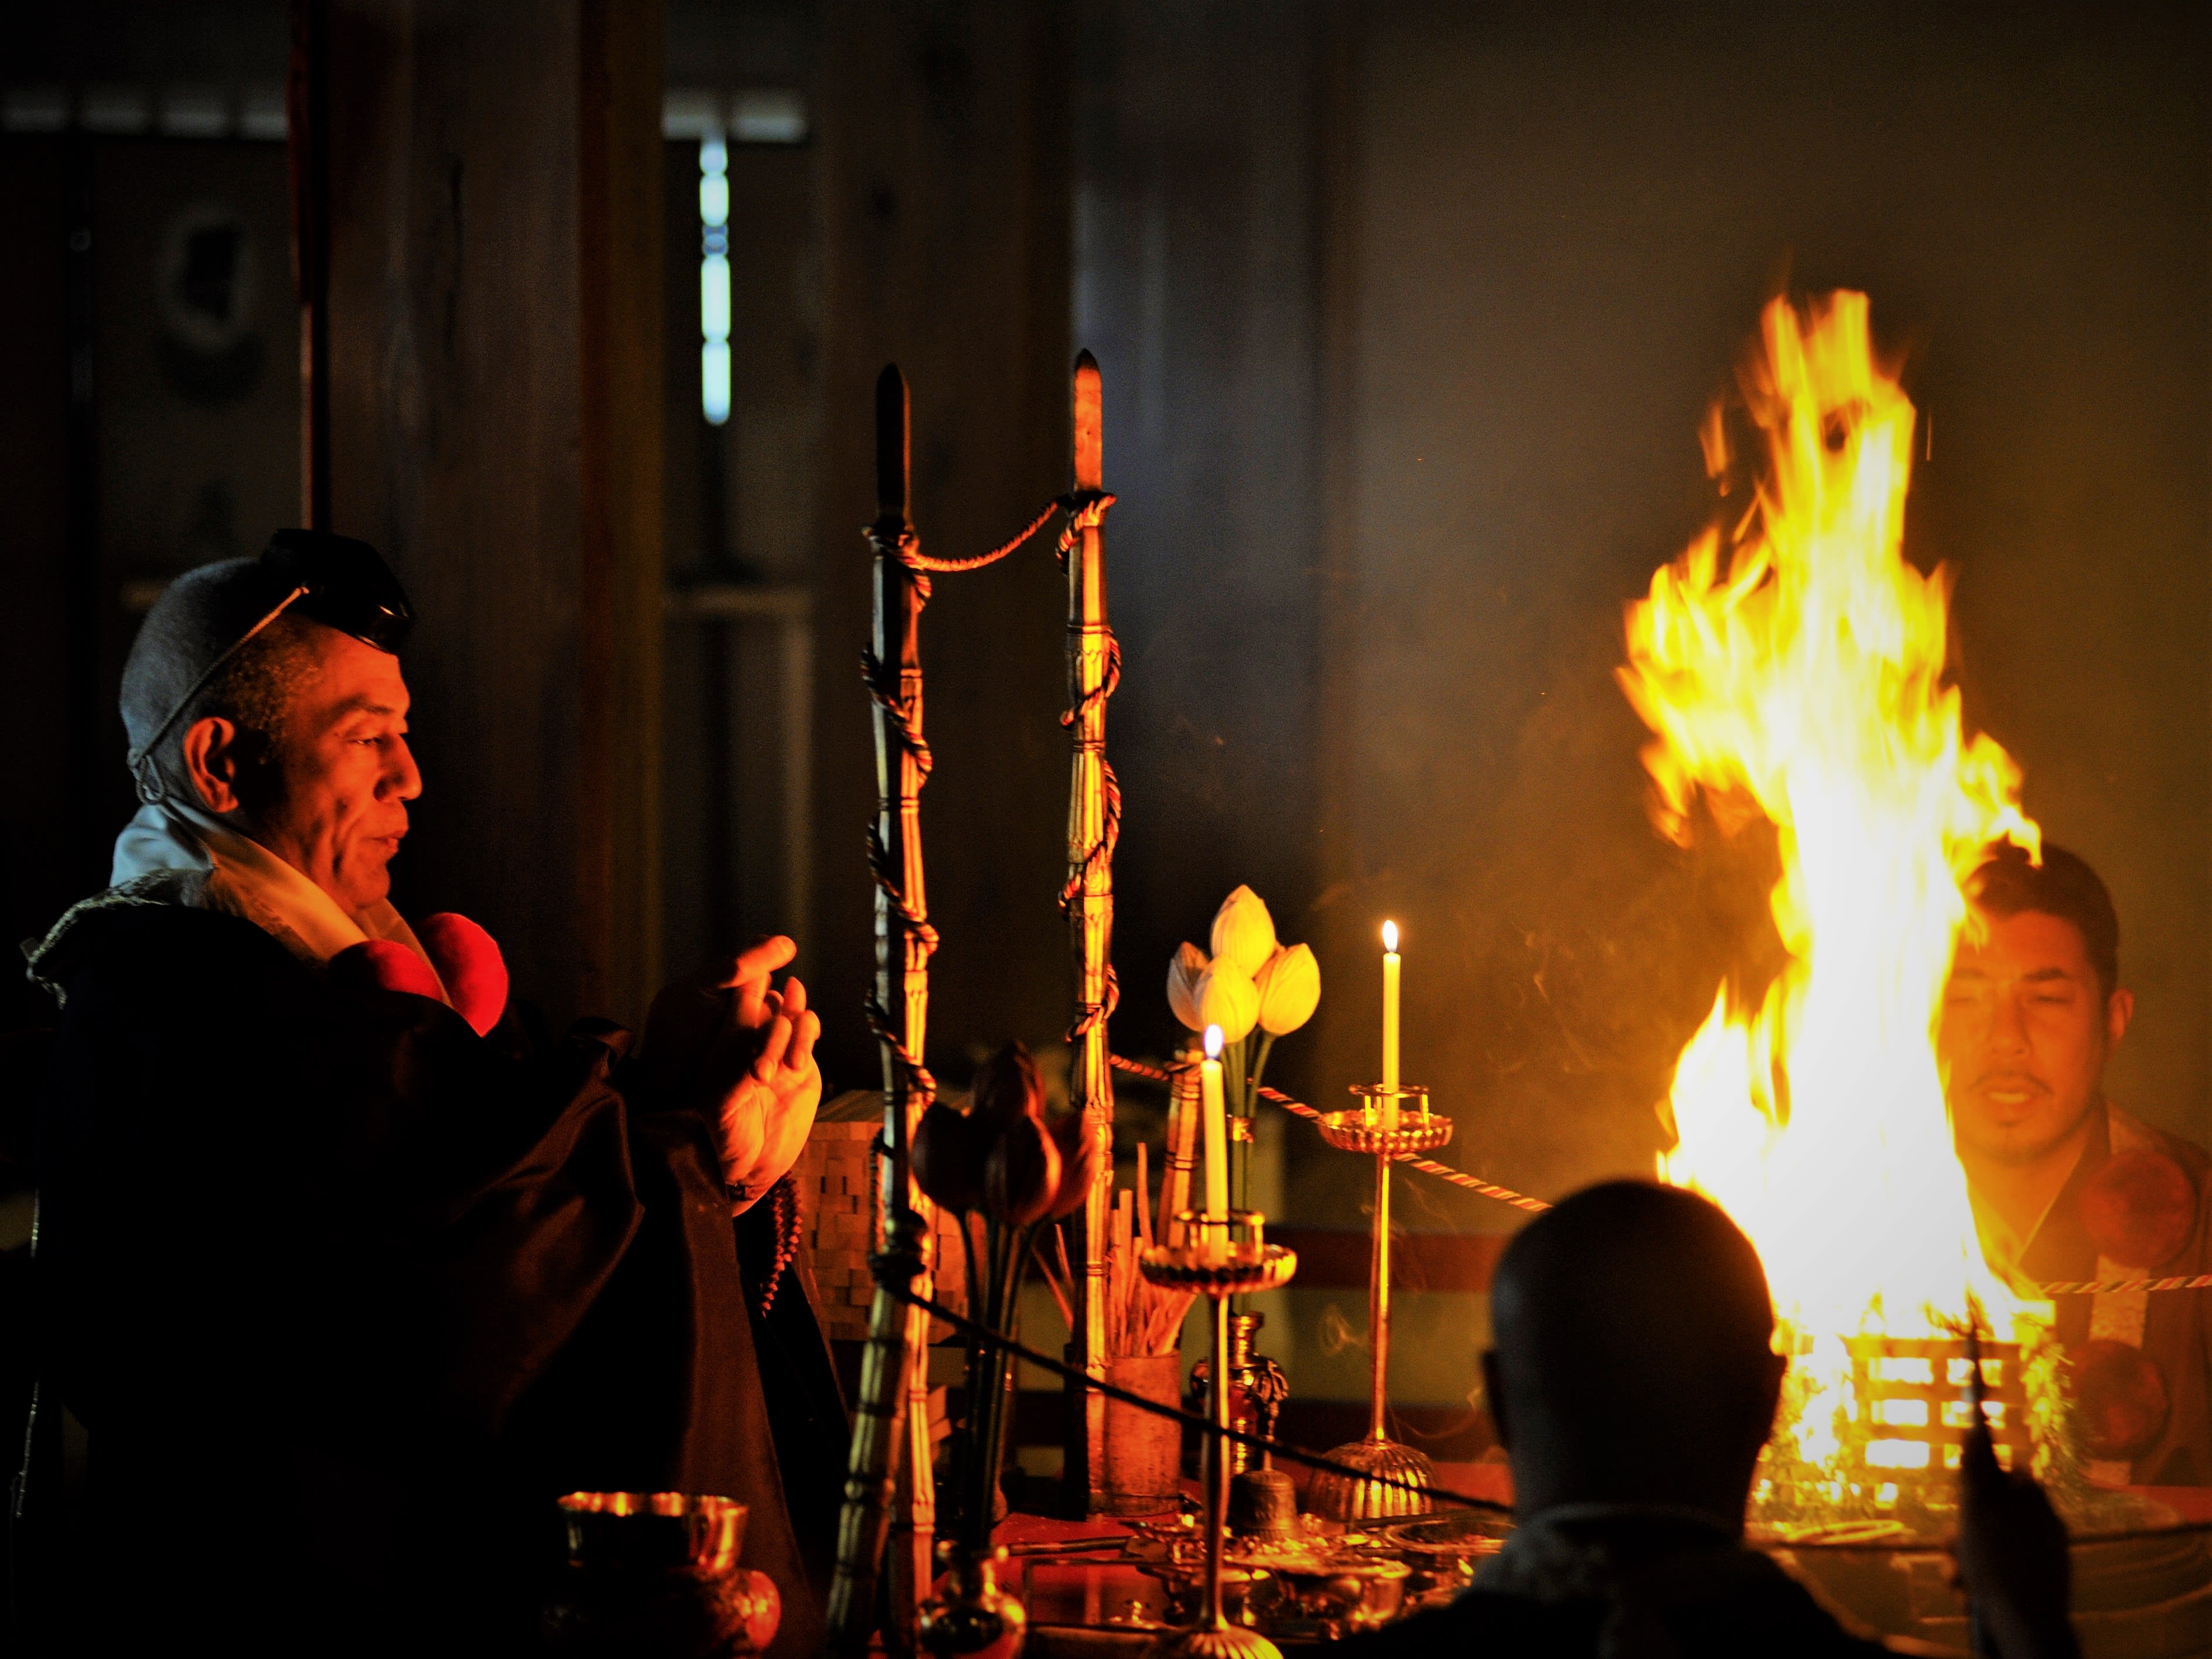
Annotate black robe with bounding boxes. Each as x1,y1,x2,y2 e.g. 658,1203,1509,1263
25,897,846,1657
1337,1515,1901,1658
2010,1101,2212,1487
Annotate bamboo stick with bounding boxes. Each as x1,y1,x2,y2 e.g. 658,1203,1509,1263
1065,352,1116,1510
1164,1057,1199,1248
830,365,937,1650
1135,1142,1152,1248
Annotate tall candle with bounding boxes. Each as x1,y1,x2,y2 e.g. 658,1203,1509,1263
1201,1024,1228,1257
1381,921,1401,1130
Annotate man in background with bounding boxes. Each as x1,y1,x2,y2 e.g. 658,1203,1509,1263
1943,843,2212,1486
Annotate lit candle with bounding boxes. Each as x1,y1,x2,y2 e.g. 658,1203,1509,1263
1381,921,1401,1131
1201,1024,1228,1258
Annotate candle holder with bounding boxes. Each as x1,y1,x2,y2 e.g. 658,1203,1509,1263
1306,1087,1453,1524
1139,1212,1297,1659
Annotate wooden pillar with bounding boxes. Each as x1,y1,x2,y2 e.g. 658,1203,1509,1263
318,0,664,1027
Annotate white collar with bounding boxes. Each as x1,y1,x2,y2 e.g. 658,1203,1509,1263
110,799,447,1001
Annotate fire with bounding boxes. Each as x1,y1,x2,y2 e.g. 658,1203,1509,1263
1619,293,2053,1515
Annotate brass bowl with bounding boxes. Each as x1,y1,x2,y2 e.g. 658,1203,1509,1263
545,1493,779,1658
556,1491,749,1574
1141,1211,1299,1297
1316,1102,1453,1157
1139,1242,1299,1298
1305,1439,1440,1523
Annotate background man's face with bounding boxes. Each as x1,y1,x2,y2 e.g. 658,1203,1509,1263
244,627,420,918
1940,908,2124,1166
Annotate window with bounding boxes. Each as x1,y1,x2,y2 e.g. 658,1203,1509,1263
699,133,731,426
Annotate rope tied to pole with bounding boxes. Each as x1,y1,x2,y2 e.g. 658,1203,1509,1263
897,490,1117,575
1059,490,1121,1047
861,519,938,1107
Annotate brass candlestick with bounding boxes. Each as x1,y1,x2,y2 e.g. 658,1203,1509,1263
1139,1213,1297,1659
1306,1087,1452,1524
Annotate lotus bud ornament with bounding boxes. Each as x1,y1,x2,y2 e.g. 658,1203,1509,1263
1194,960,1261,1044
1166,941,1209,1031
1254,941,1321,1036
1209,884,1278,978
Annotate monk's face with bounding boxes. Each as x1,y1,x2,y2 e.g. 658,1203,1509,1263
244,626,421,919
1940,907,2130,1168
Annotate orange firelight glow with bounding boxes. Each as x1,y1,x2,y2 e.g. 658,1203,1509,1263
1619,292,2053,1500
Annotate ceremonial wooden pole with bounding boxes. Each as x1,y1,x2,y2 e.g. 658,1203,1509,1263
828,364,939,1651
1064,352,1118,1510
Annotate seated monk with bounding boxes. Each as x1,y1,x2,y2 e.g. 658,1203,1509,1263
1944,843,2212,1486
19,532,844,1657
1342,1180,2078,1659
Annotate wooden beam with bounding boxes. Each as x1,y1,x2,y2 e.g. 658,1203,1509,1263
322,0,664,1028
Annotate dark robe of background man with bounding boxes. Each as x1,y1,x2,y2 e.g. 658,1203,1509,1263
1945,844,2212,1487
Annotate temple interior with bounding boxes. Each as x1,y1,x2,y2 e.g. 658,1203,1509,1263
5,4,2212,1655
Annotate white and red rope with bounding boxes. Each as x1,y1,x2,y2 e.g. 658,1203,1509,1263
1106,1053,2212,1293
1107,1052,1551,1215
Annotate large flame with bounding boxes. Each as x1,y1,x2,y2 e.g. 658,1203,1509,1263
1620,293,2049,1501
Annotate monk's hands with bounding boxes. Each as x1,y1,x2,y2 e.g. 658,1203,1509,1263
1952,1421,2080,1659
639,937,822,1216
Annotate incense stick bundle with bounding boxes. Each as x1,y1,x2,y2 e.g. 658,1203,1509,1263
1135,1142,1152,1247
1029,1064,1199,1358
1162,1057,1200,1248
1112,1071,1196,1356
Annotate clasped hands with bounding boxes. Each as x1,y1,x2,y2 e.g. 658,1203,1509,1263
639,936,822,1216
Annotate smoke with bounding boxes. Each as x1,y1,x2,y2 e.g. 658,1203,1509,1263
1317,1302,1368,1358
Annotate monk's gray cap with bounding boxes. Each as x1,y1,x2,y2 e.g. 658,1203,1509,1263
121,530,413,801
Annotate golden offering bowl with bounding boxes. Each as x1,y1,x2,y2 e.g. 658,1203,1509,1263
1305,1439,1439,1524
1317,1095,1453,1158
547,1493,780,1656
1145,1626,1283,1659
555,1491,749,1575
1141,1211,1298,1297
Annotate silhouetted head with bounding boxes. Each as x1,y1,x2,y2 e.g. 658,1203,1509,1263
1482,1180,1784,1530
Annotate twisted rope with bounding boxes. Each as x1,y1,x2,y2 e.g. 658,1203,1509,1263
2037,1272,2212,1296
1111,1057,2212,1295
1059,492,1121,1046
1108,1053,1552,1214
861,495,1124,1094
862,522,938,1106
1053,492,1116,568
902,491,1114,575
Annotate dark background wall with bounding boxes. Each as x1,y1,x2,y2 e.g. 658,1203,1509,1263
323,0,666,1030
1072,0,1332,1102
1295,0,2212,1223
805,0,1076,1097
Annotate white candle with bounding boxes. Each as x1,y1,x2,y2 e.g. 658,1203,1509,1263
1201,1024,1228,1258
1381,921,1401,1131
